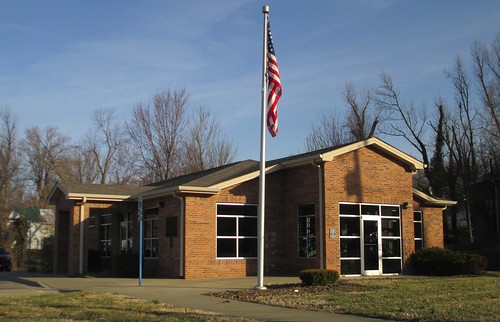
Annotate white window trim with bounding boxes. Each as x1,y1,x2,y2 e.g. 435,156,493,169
297,204,316,258
216,203,258,259
143,207,159,259
100,214,112,258
339,202,403,276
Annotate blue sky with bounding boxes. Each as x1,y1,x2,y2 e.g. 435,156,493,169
1,0,499,161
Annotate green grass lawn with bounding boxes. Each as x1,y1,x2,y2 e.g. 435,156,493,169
0,292,251,322
213,274,500,321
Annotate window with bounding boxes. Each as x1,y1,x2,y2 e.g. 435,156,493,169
216,204,257,258
340,204,361,274
340,203,402,275
120,213,133,252
143,208,159,258
298,204,316,258
414,211,423,251
380,206,402,274
100,214,112,257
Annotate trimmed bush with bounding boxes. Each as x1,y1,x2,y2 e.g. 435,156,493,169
299,269,340,286
409,247,488,276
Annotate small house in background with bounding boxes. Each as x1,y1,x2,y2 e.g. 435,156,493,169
48,137,456,279
9,208,55,250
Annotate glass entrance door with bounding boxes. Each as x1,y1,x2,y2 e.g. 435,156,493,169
362,216,381,275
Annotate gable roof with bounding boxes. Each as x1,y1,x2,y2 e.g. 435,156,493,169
271,137,425,171
48,137,426,202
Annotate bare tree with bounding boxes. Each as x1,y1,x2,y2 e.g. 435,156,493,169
305,82,379,152
443,56,481,242
305,109,350,151
471,34,500,138
81,109,136,184
375,72,432,181
21,126,71,207
344,82,379,140
183,107,236,173
125,89,188,183
0,109,22,242
60,145,99,184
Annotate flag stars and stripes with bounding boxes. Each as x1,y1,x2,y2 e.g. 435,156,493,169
266,21,282,137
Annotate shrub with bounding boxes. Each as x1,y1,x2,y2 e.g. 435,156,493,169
299,269,340,286
409,247,488,276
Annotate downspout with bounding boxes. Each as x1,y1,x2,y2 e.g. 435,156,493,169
172,191,185,277
79,196,87,275
312,159,325,269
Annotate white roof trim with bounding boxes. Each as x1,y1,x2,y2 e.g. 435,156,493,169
413,189,457,207
322,138,425,171
210,164,283,190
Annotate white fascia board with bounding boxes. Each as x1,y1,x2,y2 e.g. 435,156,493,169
413,189,457,207
210,164,283,190
67,193,133,202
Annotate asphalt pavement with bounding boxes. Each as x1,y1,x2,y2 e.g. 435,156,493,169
0,272,391,322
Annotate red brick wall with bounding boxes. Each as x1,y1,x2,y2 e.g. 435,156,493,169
324,146,415,272
183,180,260,279
278,166,321,274
414,199,445,249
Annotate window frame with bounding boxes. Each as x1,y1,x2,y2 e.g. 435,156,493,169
413,211,424,251
120,212,133,253
216,203,258,259
339,203,402,276
297,204,316,258
143,207,159,259
99,214,112,258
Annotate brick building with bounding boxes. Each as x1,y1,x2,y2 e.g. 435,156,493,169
48,137,455,278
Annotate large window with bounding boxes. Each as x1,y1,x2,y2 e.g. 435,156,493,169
414,211,423,251
340,203,402,275
120,212,133,253
381,206,402,274
100,214,112,257
298,204,316,258
340,204,361,275
216,204,257,258
143,208,159,258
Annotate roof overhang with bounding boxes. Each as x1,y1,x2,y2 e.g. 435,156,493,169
142,185,221,199
413,188,457,208
47,182,141,204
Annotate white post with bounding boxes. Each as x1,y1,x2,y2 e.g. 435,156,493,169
255,5,269,290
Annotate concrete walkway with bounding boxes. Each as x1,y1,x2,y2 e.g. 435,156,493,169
0,272,391,322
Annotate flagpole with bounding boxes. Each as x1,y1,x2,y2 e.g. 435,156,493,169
255,5,269,290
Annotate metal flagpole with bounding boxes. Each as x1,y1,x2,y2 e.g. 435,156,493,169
138,194,143,286
255,4,269,290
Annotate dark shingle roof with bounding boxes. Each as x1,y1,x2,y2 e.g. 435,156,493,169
149,160,260,189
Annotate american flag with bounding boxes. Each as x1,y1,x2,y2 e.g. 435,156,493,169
266,21,282,137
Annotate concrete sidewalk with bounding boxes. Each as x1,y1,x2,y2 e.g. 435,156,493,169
1,272,390,322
